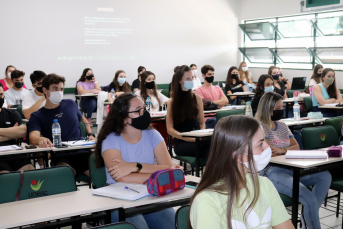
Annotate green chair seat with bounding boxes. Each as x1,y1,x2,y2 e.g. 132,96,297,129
89,153,107,189
302,125,339,150
174,156,207,167
330,178,343,191
279,193,293,207
75,173,90,182
325,117,343,138
216,109,245,122
176,205,190,229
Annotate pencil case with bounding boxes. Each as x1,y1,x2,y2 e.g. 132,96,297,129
327,146,342,157
145,169,185,197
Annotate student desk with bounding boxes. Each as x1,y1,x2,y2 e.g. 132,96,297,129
318,105,343,116
282,98,298,118
280,118,327,131
269,155,343,227
227,92,254,106
0,146,50,167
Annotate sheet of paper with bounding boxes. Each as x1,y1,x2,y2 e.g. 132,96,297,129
62,140,96,146
0,145,22,152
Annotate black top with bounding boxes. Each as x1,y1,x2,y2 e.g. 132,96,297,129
0,108,23,146
275,81,286,97
173,94,199,133
131,79,140,91
107,82,123,92
225,81,244,94
251,96,261,116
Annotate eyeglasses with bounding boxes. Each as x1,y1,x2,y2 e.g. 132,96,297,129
128,107,146,116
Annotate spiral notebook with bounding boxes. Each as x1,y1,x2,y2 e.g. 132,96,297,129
92,182,149,201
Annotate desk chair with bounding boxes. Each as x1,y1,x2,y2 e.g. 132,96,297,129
91,222,137,229
303,97,313,113
75,92,98,126
175,205,189,229
16,105,26,119
89,153,107,189
325,117,343,141
216,109,245,122
302,125,339,150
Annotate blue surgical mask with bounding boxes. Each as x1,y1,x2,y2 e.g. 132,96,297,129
118,78,126,84
182,81,194,90
264,85,274,93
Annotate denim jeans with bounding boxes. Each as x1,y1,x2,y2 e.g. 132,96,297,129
81,97,97,118
111,208,175,229
260,165,331,229
205,117,216,129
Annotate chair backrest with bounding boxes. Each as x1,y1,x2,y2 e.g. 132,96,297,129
80,121,87,137
89,153,107,189
0,166,76,204
303,96,313,113
325,116,343,137
176,205,190,229
216,109,245,122
302,125,339,150
91,222,137,229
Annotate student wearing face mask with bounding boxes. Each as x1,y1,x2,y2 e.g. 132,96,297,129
190,115,292,229
256,92,331,228
22,71,46,119
131,66,146,92
94,93,179,228
29,74,96,176
312,68,342,117
166,65,209,158
76,68,101,126
306,64,324,95
268,66,287,99
107,70,131,102
135,71,169,113
0,65,27,92
225,66,247,105
238,62,256,93
277,67,292,90
5,70,28,108
251,74,274,115
190,64,202,90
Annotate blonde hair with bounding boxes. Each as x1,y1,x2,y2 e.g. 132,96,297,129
255,92,283,129
238,61,250,82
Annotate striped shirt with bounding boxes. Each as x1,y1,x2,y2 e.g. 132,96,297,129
263,121,294,148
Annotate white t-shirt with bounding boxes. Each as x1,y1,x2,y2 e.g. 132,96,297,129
192,77,202,90
309,79,317,87
135,90,169,113
22,90,46,110
4,87,28,106
242,72,252,83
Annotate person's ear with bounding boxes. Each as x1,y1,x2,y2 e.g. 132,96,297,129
32,84,36,89
42,87,48,97
202,74,205,79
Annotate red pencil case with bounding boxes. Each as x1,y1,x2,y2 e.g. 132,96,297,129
327,146,342,157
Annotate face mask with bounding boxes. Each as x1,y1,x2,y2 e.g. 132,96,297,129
7,72,11,79
129,110,151,130
36,86,43,93
324,78,334,86
205,76,214,83
145,81,155,89
317,73,321,77
242,67,248,72
192,70,197,75
14,82,23,89
0,97,4,108
272,74,279,80
86,74,94,80
182,80,194,90
264,85,274,93
231,74,238,80
48,91,63,104
271,109,284,121
243,147,272,172
118,78,126,85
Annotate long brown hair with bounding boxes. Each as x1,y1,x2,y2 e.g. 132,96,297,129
226,66,243,89
238,61,251,82
170,65,199,124
111,70,131,93
255,74,274,97
189,115,261,229
268,65,277,76
322,68,338,99
139,71,160,109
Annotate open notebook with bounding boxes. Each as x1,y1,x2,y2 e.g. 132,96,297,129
92,182,149,201
0,145,22,152
285,150,328,159
62,140,96,146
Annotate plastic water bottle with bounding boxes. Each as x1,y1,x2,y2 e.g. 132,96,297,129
293,101,300,123
110,88,115,102
52,119,62,147
146,97,151,112
245,101,253,117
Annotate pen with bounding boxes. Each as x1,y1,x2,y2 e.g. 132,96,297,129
125,186,140,193
82,143,95,146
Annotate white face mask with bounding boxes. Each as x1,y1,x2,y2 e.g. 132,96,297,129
242,67,248,72
7,72,11,79
192,70,197,75
48,91,63,104
242,146,272,172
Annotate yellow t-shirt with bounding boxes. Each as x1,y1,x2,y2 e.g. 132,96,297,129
190,174,289,229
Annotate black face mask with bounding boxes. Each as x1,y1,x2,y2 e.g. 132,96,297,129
317,73,321,77
0,97,4,108
145,81,155,89
271,109,284,121
231,74,238,80
14,82,23,89
129,110,151,130
36,86,43,93
86,74,94,80
205,76,214,83
272,74,279,80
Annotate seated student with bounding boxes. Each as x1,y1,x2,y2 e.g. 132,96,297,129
268,66,287,99
190,64,202,90
94,93,178,228
29,74,96,176
256,92,331,228
131,66,146,92
5,70,28,108
225,66,247,105
238,61,253,84
107,70,131,102
190,115,293,228
0,65,27,92
306,64,324,94
251,74,274,115
166,65,209,158
195,65,228,128
135,71,169,112
0,82,34,174
22,71,46,119
278,67,292,90
76,68,101,125
168,66,180,96
312,68,342,117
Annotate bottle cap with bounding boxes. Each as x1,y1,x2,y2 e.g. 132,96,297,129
53,119,58,122
246,101,251,105
295,101,298,104
147,97,150,99
111,88,114,90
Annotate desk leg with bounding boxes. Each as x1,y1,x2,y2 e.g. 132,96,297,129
118,208,125,221
292,169,300,227
44,151,49,167
195,138,200,177
286,103,289,118
105,210,112,224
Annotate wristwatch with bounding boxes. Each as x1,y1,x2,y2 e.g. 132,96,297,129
87,133,95,137
135,163,142,173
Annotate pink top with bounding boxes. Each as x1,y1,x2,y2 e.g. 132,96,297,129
195,85,225,104
76,81,95,94
0,79,27,91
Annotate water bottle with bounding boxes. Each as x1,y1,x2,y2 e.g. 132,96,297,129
110,88,115,102
245,101,253,117
145,97,151,112
52,119,62,147
293,101,300,123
